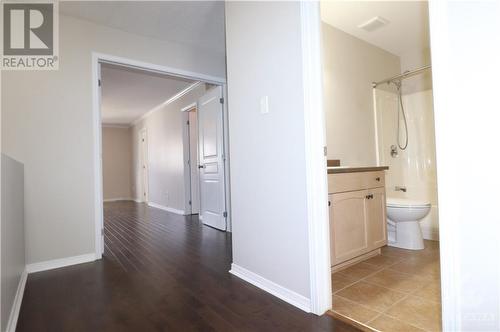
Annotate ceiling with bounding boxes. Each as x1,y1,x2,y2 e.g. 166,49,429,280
320,1,430,58
60,1,225,55
101,64,195,125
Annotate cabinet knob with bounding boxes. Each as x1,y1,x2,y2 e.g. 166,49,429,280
375,177,381,181
328,201,331,207
365,194,374,199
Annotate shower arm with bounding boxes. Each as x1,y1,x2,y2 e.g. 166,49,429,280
372,65,431,88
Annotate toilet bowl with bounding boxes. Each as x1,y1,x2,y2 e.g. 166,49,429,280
386,198,431,250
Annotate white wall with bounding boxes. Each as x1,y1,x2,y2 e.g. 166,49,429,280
102,127,133,200
226,2,312,299
429,1,500,330
132,84,207,213
1,154,25,331
322,23,400,166
1,14,226,264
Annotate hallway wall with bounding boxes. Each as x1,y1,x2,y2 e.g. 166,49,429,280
1,14,226,265
102,127,133,201
131,84,207,213
1,154,26,331
225,1,312,301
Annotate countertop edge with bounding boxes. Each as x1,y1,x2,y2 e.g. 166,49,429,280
327,166,389,174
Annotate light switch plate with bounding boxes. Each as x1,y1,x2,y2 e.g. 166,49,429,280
260,96,269,114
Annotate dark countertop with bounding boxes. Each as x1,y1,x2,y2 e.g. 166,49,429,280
327,166,389,174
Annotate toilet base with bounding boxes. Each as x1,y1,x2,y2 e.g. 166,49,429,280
387,220,425,250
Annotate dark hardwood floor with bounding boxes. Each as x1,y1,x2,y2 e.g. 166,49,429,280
17,201,359,332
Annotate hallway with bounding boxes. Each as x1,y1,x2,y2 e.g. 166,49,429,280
16,201,358,331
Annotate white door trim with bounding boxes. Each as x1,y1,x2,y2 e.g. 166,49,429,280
182,110,193,215
181,102,197,113
92,52,228,260
300,2,332,315
93,53,226,85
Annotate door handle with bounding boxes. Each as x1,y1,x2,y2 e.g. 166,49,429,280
365,194,374,199
198,165,205,169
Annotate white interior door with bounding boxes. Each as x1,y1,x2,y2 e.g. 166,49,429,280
198,86,226,231
140,128,149,203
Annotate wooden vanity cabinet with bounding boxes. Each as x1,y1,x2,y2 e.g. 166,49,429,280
328,171,387,268
366,187,387,251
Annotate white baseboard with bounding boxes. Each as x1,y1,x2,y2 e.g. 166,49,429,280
229,263,311,313
148,202,185,215
103,197,134,202
6,269,28,332
26,253,96,274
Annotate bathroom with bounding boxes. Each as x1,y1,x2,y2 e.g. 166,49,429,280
321,1,441,331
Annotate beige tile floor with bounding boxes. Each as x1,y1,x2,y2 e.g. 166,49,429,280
329,240,442,332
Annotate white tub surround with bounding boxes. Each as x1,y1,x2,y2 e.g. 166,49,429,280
374,89,439,240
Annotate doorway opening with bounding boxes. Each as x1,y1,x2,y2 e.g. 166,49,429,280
139,127,149,203
319,2,442,331
182,103,200,216
93,53,230,259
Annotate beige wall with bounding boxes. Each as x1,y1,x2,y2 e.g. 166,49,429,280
1,154,25,331
322,23,400,166
102,127,133,200
131,84,206,212
400,48,433,95
1,14,226,264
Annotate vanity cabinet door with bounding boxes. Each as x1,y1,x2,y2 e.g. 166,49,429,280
330,190,369,266
367,187,387,250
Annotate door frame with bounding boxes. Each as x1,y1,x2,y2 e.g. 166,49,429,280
92,52,230,259
299,2,332,315
181,102,198,215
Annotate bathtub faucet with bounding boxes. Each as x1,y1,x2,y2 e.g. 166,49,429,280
395,186,407,193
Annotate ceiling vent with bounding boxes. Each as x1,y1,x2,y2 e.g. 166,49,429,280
358,16,390,32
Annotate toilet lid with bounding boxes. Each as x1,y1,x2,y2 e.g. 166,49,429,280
387,197,431,208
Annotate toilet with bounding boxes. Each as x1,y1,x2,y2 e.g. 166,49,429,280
386,197,431,250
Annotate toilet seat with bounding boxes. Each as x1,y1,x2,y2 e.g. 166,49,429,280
387,197,430,209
